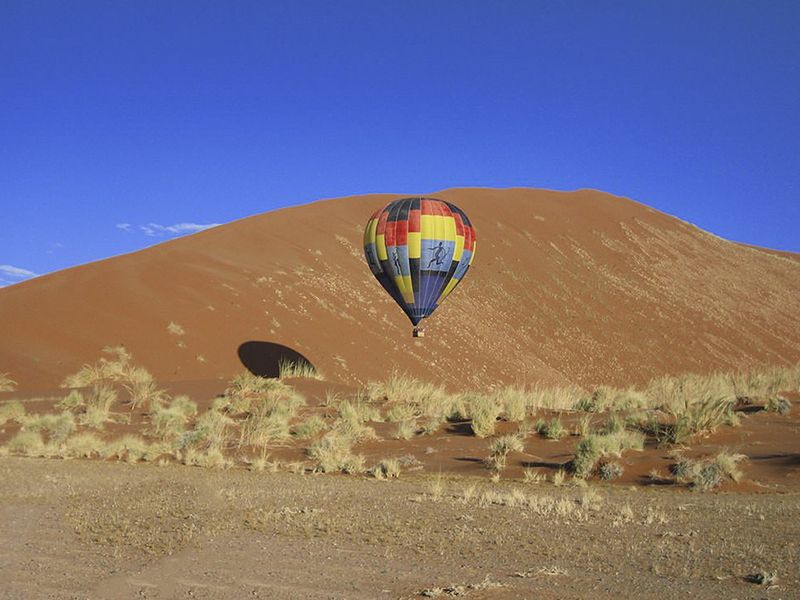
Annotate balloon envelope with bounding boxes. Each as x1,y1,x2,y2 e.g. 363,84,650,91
363,197,476,326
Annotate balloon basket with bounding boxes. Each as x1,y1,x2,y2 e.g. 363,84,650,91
412,327,425,338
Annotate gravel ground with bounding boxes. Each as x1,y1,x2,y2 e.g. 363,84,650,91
1,457,798,600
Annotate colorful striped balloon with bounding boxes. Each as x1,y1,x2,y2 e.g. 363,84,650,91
364,197,476,334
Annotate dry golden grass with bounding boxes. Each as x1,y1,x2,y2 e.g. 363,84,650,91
150,395,198,438
330,400,379,442
238,390,305,448
673,450,747,491
167,321,185,336
18,411,76,445
6,430,47,456
371,458,401,480
467,394,501,437
291,415,327,440
571,429,645,479
0,399,26,425
278,359,322,380
526,384,584,411
486,434,524,475
62,432,106,458
224,372,291,410
307,432,365,474
0,372,17,392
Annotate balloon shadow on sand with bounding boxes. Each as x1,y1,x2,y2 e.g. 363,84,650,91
237,341,316,379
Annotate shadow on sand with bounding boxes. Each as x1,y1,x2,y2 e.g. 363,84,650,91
237,341,316,379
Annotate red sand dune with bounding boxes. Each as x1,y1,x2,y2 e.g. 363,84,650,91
2,187,799,392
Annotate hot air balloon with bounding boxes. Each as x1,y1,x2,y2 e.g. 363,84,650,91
363,197,476,337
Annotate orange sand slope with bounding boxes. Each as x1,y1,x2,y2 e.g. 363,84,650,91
2,188,799,392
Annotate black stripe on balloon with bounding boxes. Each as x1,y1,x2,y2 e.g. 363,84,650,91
410,257,421,317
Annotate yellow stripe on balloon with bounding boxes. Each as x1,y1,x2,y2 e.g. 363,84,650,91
394,275,415,303
420,214,447,240
444,216,456,243
408,232,421,259
453,235,464,261
376,233,388,261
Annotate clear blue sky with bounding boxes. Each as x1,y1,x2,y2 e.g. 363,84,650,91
2,1,799,286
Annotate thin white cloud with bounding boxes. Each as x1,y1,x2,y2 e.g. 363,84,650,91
117,222,220,237
0,264,38,278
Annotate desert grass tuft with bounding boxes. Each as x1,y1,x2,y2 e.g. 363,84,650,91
6,431,47,456
237,387,306,447
167,321,185,336
526,385,584,411
491,386,529,422
571,429,644,478
523,468,546,484
330,400,379,442
535,417,567,440
765,396,791,416
672,450,747,491
599,462,624,481
63,432,106,458
467,394,501,437
183,447,232,469
19,411,76,444
0,399,26,425
57,389,85,411
552,469,566,486
278,359,322,380
307,432,365,474
0,372,17,392
150,395,197,438
486,434,524,474
291,415,328,440
393,419,418,440
663,394,738,444
77,384,118,429
224,372,290,410
371,458,401,480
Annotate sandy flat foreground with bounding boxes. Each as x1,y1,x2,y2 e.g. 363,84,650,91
1,458,798,600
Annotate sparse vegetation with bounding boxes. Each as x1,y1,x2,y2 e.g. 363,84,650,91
238,390,305,447
307,432,364,473
278,359,322,380
672,450,747,491
167,321,185,336
765,396,791,415
486,434,524,475
291,415,327,439
599,461,624,481
7,430,46,456
371,458,401,479
535,417,567,440
4,361,797,490
224,372,290,410
0,372,17,392
0,399,26,425
150,395,197,438
571,429,644,478
19,411,76,444
393,419,417,440
468,394,501,437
